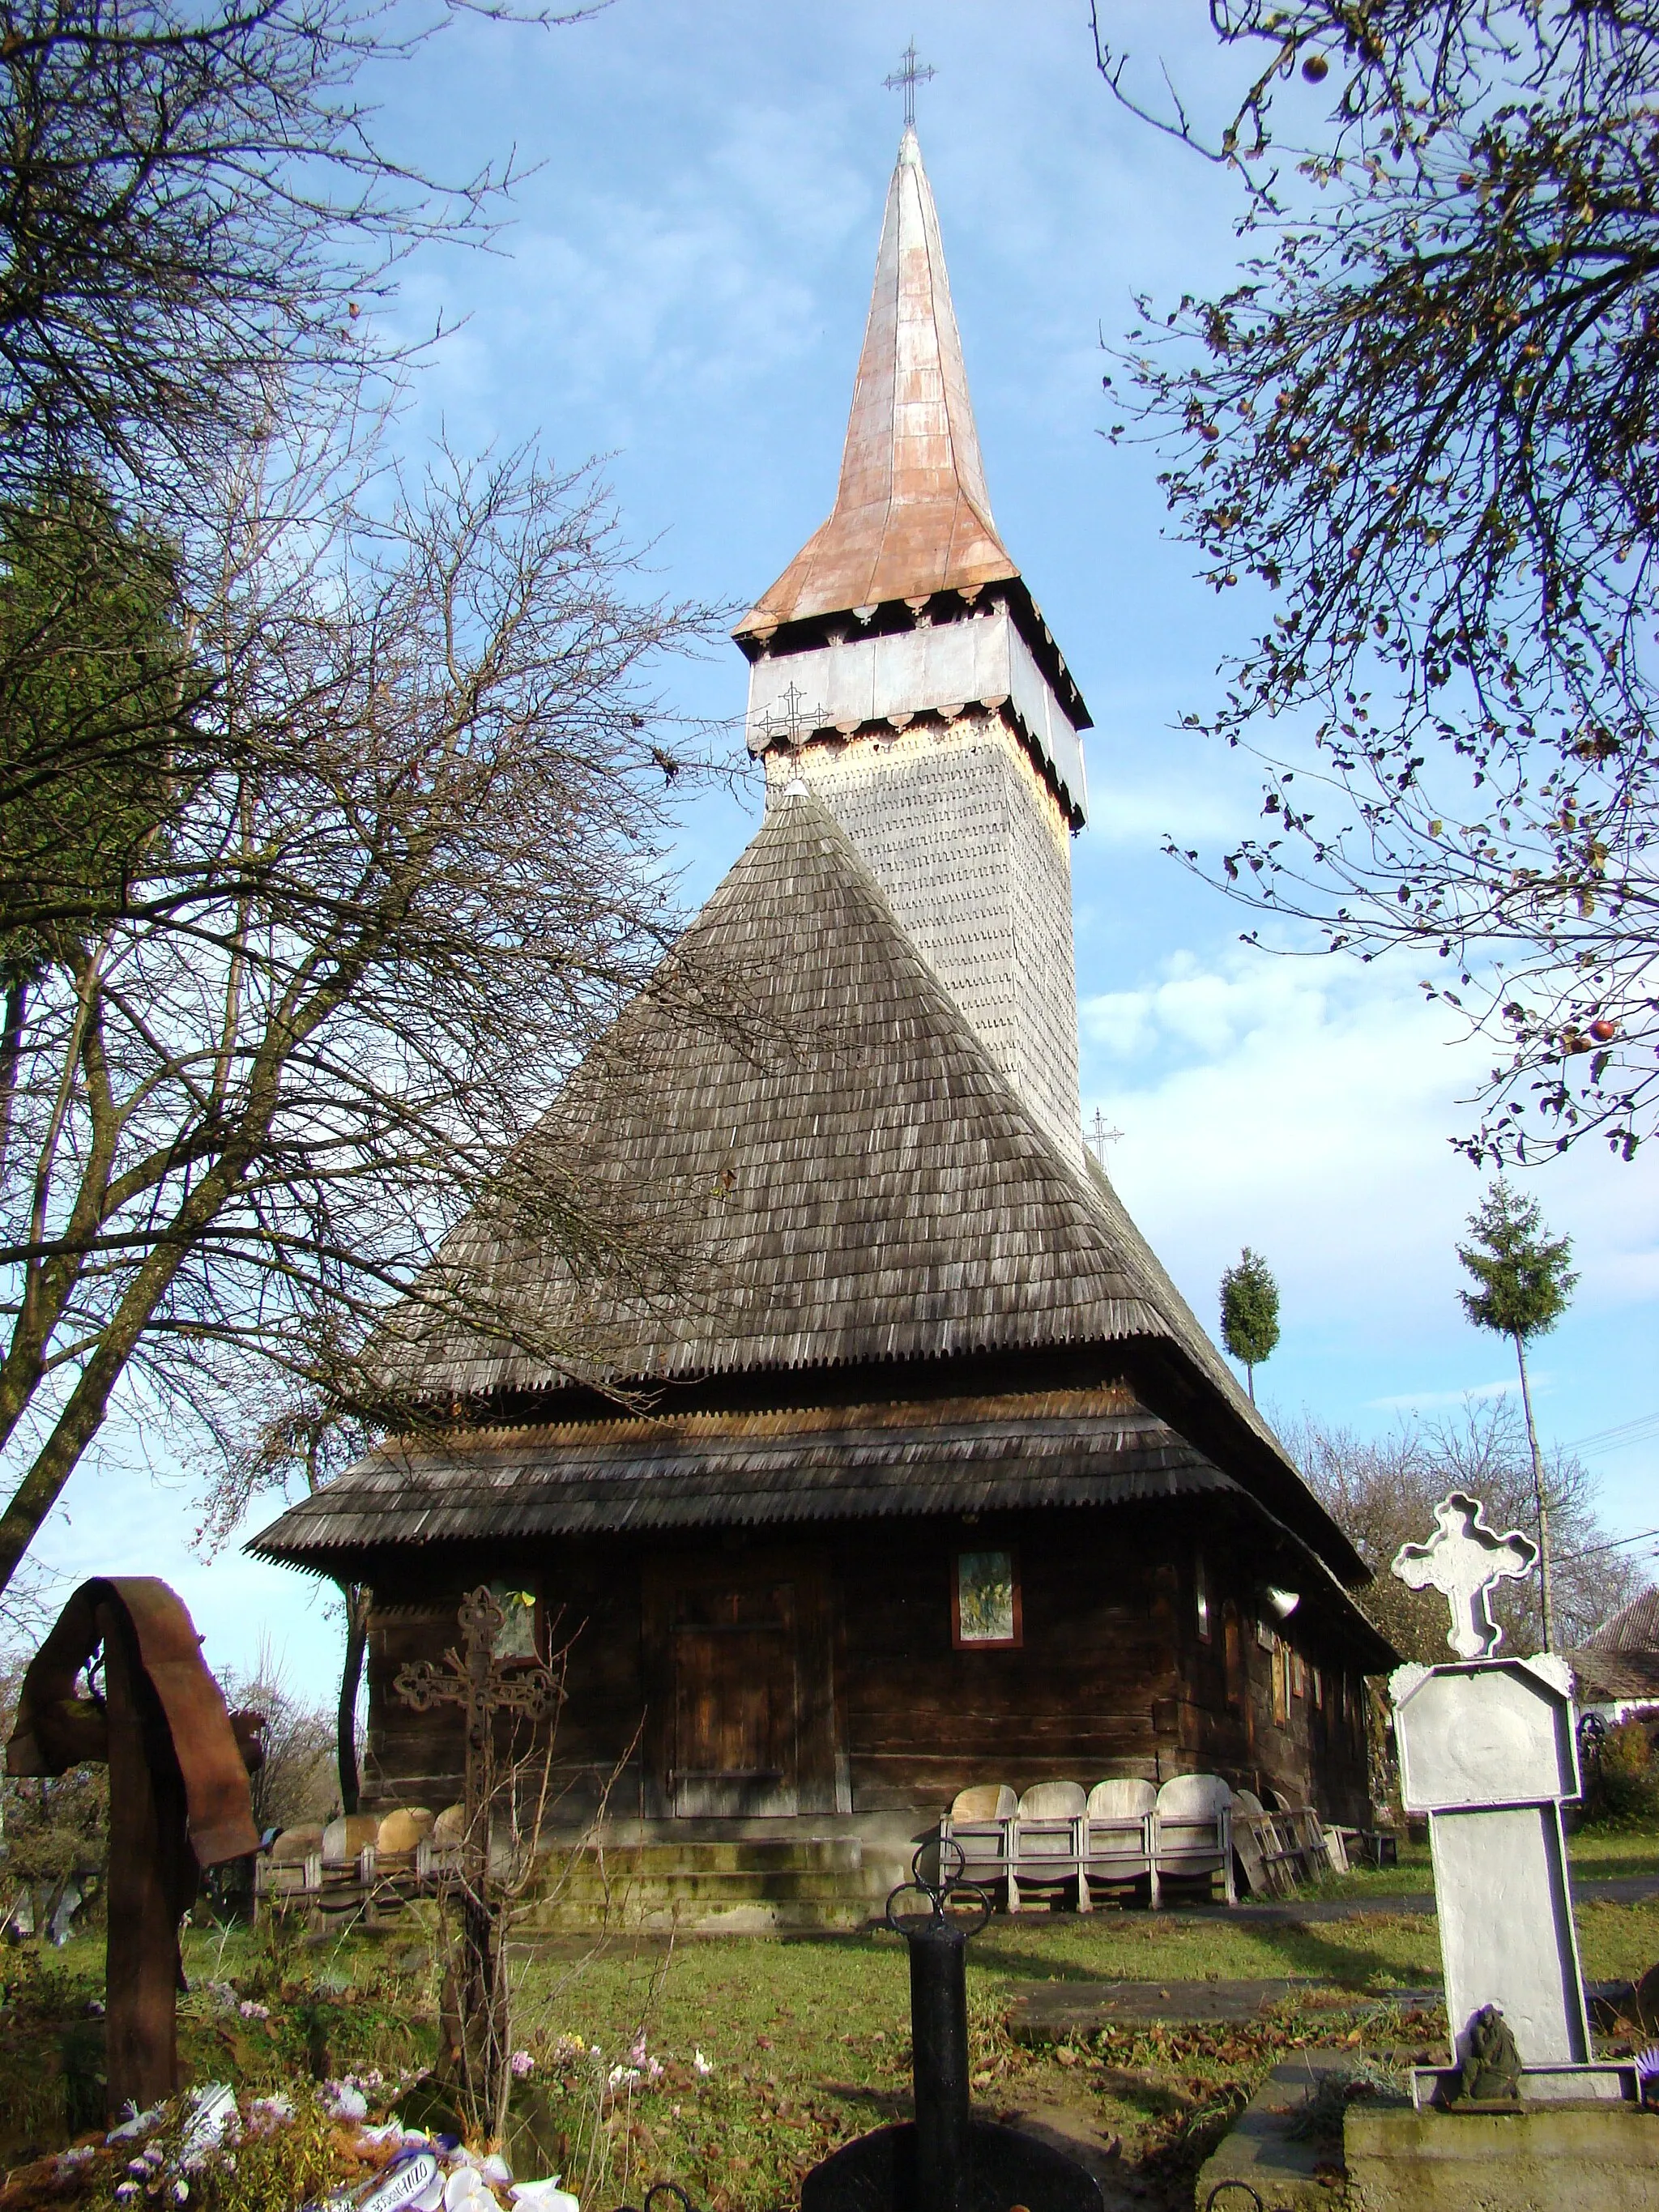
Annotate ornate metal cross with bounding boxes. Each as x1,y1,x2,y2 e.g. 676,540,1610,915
884,40,936,130
1085,1110,1124,1164
394,1585,558,1831
1391,1491,1540,1660
755,680,825,760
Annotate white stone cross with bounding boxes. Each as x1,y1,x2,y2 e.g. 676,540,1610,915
1391,1490,1540,1660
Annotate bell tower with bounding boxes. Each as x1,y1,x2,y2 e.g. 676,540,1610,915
734,125,1090,1164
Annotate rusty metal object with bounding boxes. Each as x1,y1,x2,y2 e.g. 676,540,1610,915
6,1577,260,2120
11,1577,260,1865
736,129,1017,638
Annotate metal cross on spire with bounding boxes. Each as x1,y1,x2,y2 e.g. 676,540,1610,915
754,679,827,795
1391,1491,1540,1660
884,39,936,130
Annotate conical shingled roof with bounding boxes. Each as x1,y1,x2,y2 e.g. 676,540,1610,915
377,788,1170,1396
736,130,1018,635
263,789,1371,1590
373,794,1291,1438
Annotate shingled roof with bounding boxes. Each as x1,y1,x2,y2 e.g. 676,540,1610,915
370,788,1265,1396
249,1388,1226,1553
1589,1586,1659,1655
251,788,1374,1591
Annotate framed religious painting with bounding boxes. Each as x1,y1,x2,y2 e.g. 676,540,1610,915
488,1579,541,1665
952,1548,1021,1650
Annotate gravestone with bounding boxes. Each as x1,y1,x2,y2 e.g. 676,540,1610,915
1388,1494,1638,2108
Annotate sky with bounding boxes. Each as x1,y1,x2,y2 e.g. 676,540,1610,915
19,0,1659,1701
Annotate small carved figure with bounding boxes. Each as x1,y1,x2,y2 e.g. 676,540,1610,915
1457,2004,1524,2104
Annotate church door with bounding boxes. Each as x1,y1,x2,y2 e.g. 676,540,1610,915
670,1580,800,1817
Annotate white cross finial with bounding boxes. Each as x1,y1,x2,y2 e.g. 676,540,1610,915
1391,1490,1540,1660
884,40,936,131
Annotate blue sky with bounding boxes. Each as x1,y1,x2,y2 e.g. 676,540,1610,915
23,2,1658,1699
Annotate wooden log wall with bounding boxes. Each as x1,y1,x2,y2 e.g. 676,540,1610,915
357,1503,1373,1831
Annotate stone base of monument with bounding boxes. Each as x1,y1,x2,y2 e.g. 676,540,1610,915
1345,2100,1659,2212
1192,2049,1356,2212
1409,2061,1639,2108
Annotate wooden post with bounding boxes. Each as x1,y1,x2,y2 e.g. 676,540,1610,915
101,1602,194,2113
5,1578,261,2125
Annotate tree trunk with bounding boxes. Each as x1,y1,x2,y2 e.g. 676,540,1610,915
336,1581,372,1815
1246,1362,1256,1404
0,979,26,1183
1514,1333,1555,1652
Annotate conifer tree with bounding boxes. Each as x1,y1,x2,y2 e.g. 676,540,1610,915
1220,1247,1280,1404
1458,1180,1577,1652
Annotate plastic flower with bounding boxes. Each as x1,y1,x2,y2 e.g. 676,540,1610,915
322,2081,369,2122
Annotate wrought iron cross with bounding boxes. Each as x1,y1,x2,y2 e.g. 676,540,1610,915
884,40,936,130
755,679,824,758
755,680,827,795
394,1586,558,1830
1085,1109,1124,1164
1391,1491,1539,1660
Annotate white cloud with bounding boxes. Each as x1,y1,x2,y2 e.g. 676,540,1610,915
1368,1379,1523,1411
1081,944,1659,1350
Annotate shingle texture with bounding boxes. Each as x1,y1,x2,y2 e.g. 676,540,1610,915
251,789,1368,1589
1589,1586,1659,1655
248,1389,1233,1554
369,789,1260,1406
774,716,1082,1163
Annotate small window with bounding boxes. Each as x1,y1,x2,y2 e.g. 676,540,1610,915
1291,1649,1307,1700
953,1549,1021,1648
1222,1605,1244,1713
1194,1554,1211,1642
488,1581,539,1663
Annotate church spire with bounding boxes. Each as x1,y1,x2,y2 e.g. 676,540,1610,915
736,129,1019,636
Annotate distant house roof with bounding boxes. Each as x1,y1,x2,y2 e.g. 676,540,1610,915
250,788,1374,1592
1569,1647,1659,1707
1589,1585,1659,1655
1568,1586,1659,1706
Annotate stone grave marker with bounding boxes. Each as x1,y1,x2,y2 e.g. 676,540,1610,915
1388,1491,1638,2108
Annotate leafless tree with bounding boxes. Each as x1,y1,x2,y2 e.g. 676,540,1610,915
203,1409,377,1815
0,0,599,510
219,1642,337,1832
1094,3,1659,1161
0,393,727,1601
0,0,603,970
1289,1397,1641,1661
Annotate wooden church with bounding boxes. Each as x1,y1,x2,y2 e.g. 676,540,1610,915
254,125,1392,1903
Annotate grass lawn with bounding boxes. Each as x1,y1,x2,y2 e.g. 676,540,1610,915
5,1852,1657,2212
1293,1817,1659,1901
